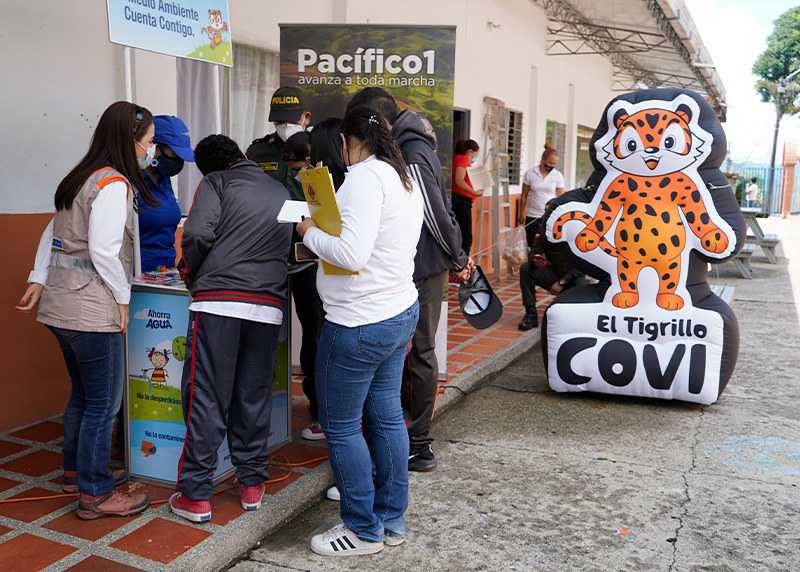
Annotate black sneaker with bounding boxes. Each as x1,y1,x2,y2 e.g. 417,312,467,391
408,444,437,472
518,308,539,330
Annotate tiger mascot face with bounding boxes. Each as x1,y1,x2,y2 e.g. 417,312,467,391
207,9,225,31
601,104,704,178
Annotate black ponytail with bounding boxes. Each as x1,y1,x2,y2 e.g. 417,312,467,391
342,105,412,191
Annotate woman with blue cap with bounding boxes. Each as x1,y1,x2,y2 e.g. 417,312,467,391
139,115,195,272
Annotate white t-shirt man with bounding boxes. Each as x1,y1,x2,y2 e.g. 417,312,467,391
522,166,565,219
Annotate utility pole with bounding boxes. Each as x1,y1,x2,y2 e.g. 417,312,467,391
767,67,800,213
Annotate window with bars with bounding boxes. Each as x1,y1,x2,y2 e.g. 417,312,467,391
507,110,523,185
576,124,595,188
545,120,567,171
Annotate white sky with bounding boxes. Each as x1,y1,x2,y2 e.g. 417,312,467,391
683,0,800,165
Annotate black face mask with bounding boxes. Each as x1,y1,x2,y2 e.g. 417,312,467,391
153,154,185,178
542,164,555,172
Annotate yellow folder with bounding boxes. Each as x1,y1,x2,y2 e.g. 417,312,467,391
298,166,358,275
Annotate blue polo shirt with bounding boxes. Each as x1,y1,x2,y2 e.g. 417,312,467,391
137,171,182,272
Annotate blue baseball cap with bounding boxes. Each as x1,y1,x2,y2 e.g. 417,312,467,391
152,115,195,162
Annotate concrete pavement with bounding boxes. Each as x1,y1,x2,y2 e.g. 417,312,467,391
230,215,800,572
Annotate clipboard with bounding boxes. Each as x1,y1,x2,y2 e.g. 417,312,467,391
298,166,358,275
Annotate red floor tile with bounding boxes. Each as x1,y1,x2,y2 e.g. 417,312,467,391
0,524,12,537
9,421,64,443
446,363,471,375
460,344,501,356
0,532,77,570
292,400,312,419
0,440,30,459
64,555,147,572
475,337,512,347
447,342,461,351
484,330,524,339
495,322,526,332
0,476,22,493
270,441,328,470
448,353,486,365
209,490,247,526
292,417,315,436
264,466,304,495
448,327,480,336
123,481,175,503
447,333,472,343
0,449,63,477
0,487,76,523
43,508,143,541
110,517,212,564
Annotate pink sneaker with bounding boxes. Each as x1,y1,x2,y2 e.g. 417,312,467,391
301,423,326,441
169,492,211,522
239,483,265,510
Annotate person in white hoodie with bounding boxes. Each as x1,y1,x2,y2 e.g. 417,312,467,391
297,106,423,557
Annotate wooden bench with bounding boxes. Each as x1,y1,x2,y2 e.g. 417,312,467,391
709,284,735,304
730,243,755,279
742,208,780,264
759,233,781,264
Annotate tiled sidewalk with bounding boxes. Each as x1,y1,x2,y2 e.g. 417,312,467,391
0,271,548,572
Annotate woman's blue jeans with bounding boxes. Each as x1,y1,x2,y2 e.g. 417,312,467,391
48,326,123,496
317,301,419,543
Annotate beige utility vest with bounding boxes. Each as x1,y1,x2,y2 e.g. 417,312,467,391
37,168,134,333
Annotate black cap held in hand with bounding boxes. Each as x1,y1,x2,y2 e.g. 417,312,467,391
458,265,504,330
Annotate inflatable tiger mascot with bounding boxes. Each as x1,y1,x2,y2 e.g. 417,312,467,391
540,89,746,405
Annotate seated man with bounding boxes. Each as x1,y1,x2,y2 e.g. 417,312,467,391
518,212,587,330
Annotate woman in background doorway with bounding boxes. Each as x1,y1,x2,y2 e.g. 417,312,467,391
451,139,483,255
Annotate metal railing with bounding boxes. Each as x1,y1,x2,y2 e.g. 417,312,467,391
729,163,791,215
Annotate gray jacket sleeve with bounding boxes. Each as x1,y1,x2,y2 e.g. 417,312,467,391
407,161,469,271
179,178,221,284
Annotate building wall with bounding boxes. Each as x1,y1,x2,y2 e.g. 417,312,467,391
0,0,615,431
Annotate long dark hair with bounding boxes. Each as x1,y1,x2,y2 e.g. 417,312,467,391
342,105,411,191
310,117,346,190
345,88,398,125
455,139,479,155
54,101,158,211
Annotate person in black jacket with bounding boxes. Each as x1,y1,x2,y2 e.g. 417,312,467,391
171,135,293,523
346,88,474,472
518,205,587,330
247,87,324,438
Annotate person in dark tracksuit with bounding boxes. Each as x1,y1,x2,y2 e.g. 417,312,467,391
346,88,474,472
169,135,292,522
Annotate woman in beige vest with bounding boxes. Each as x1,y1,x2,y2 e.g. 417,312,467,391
16,101,159,520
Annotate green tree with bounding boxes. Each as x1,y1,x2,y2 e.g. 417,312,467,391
752,6,800,204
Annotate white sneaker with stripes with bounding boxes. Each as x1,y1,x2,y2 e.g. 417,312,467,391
310,523,384,556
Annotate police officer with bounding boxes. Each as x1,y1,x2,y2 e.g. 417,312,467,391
246,87,324,438
246,86,310,202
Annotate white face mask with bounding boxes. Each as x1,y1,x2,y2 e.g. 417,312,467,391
275,122,304,142
136,140,156,169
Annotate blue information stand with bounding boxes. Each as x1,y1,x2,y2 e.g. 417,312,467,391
124,279,291,487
